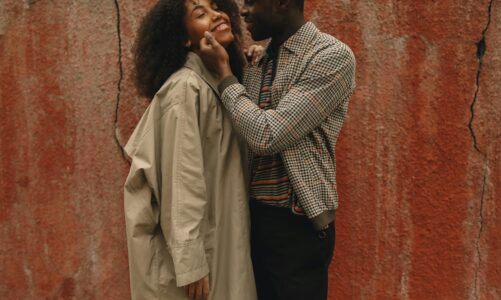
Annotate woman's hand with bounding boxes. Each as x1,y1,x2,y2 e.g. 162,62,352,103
184,275,209,300
245,44,265,64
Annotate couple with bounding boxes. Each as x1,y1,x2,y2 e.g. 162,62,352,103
123,0,356,299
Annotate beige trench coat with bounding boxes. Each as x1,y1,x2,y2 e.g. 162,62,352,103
124,52,257,300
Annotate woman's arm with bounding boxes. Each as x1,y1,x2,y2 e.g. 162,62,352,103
158,75,210,289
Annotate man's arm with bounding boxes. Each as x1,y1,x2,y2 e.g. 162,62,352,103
200,32,356,155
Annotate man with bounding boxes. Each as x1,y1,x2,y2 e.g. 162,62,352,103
199,0,356,298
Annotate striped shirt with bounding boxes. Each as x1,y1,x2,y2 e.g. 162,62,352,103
218,22,356,229
250,49,294,208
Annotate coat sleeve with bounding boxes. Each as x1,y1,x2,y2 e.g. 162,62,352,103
159,76,209,287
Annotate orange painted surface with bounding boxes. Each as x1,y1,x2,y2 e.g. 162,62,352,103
1,0,499,299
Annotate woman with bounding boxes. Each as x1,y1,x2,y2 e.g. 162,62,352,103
123,0,257,299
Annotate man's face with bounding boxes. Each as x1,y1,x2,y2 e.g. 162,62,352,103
241,0,275,41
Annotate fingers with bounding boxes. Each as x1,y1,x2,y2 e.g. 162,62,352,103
197,278,205,300
247,46,255,57
247,45,256,62
245,47,255,63
204,31,216,46
188,283,196,299
203,276,210,300
244,44,264,64
200,31,220,54
204,31,223,49
200,36,211,52
184,276,209,300
195,277,209,300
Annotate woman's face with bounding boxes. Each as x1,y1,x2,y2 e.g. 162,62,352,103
184,0,234,50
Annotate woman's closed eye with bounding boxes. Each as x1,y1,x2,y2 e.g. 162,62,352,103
193,7,207,18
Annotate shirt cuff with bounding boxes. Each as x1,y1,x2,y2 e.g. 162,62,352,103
218,75,239,95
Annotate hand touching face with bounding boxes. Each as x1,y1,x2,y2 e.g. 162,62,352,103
184,0,234,50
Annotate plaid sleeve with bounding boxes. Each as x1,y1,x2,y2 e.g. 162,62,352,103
220,45,356,155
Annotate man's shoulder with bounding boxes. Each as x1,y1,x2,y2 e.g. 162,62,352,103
307,30,354,60
297,28,356,81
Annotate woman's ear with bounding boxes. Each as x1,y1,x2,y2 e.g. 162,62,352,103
185,39,192,48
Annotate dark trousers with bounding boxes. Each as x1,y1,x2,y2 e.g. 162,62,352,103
250,202,335,300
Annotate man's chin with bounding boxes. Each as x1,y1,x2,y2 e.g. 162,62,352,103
249,30,268,42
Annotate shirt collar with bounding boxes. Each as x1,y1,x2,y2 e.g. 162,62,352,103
281,22,318,54
258,22,319,65
183,51,221,96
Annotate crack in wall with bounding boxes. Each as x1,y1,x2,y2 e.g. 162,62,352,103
474,170,488,300
469,1,493,299
113,0,127,162
469,0,493,155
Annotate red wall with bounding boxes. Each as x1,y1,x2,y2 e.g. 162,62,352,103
1,0,499,299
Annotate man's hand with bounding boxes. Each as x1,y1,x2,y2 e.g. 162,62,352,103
199,32,233,81
183,275,209,300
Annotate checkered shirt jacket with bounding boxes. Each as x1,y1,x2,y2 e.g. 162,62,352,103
219,22,356,230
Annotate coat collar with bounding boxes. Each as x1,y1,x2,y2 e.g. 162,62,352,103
183,52,221,96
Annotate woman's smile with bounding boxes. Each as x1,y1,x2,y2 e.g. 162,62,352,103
212,22,230,32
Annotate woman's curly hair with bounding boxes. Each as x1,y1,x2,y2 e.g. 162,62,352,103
134,0,245,99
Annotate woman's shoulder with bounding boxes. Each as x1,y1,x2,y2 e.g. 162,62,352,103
157,68,201,96
159,67,217,95
153,67,216,111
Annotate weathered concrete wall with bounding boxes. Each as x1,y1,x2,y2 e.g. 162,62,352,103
0,0,499,299
0,1,131,299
